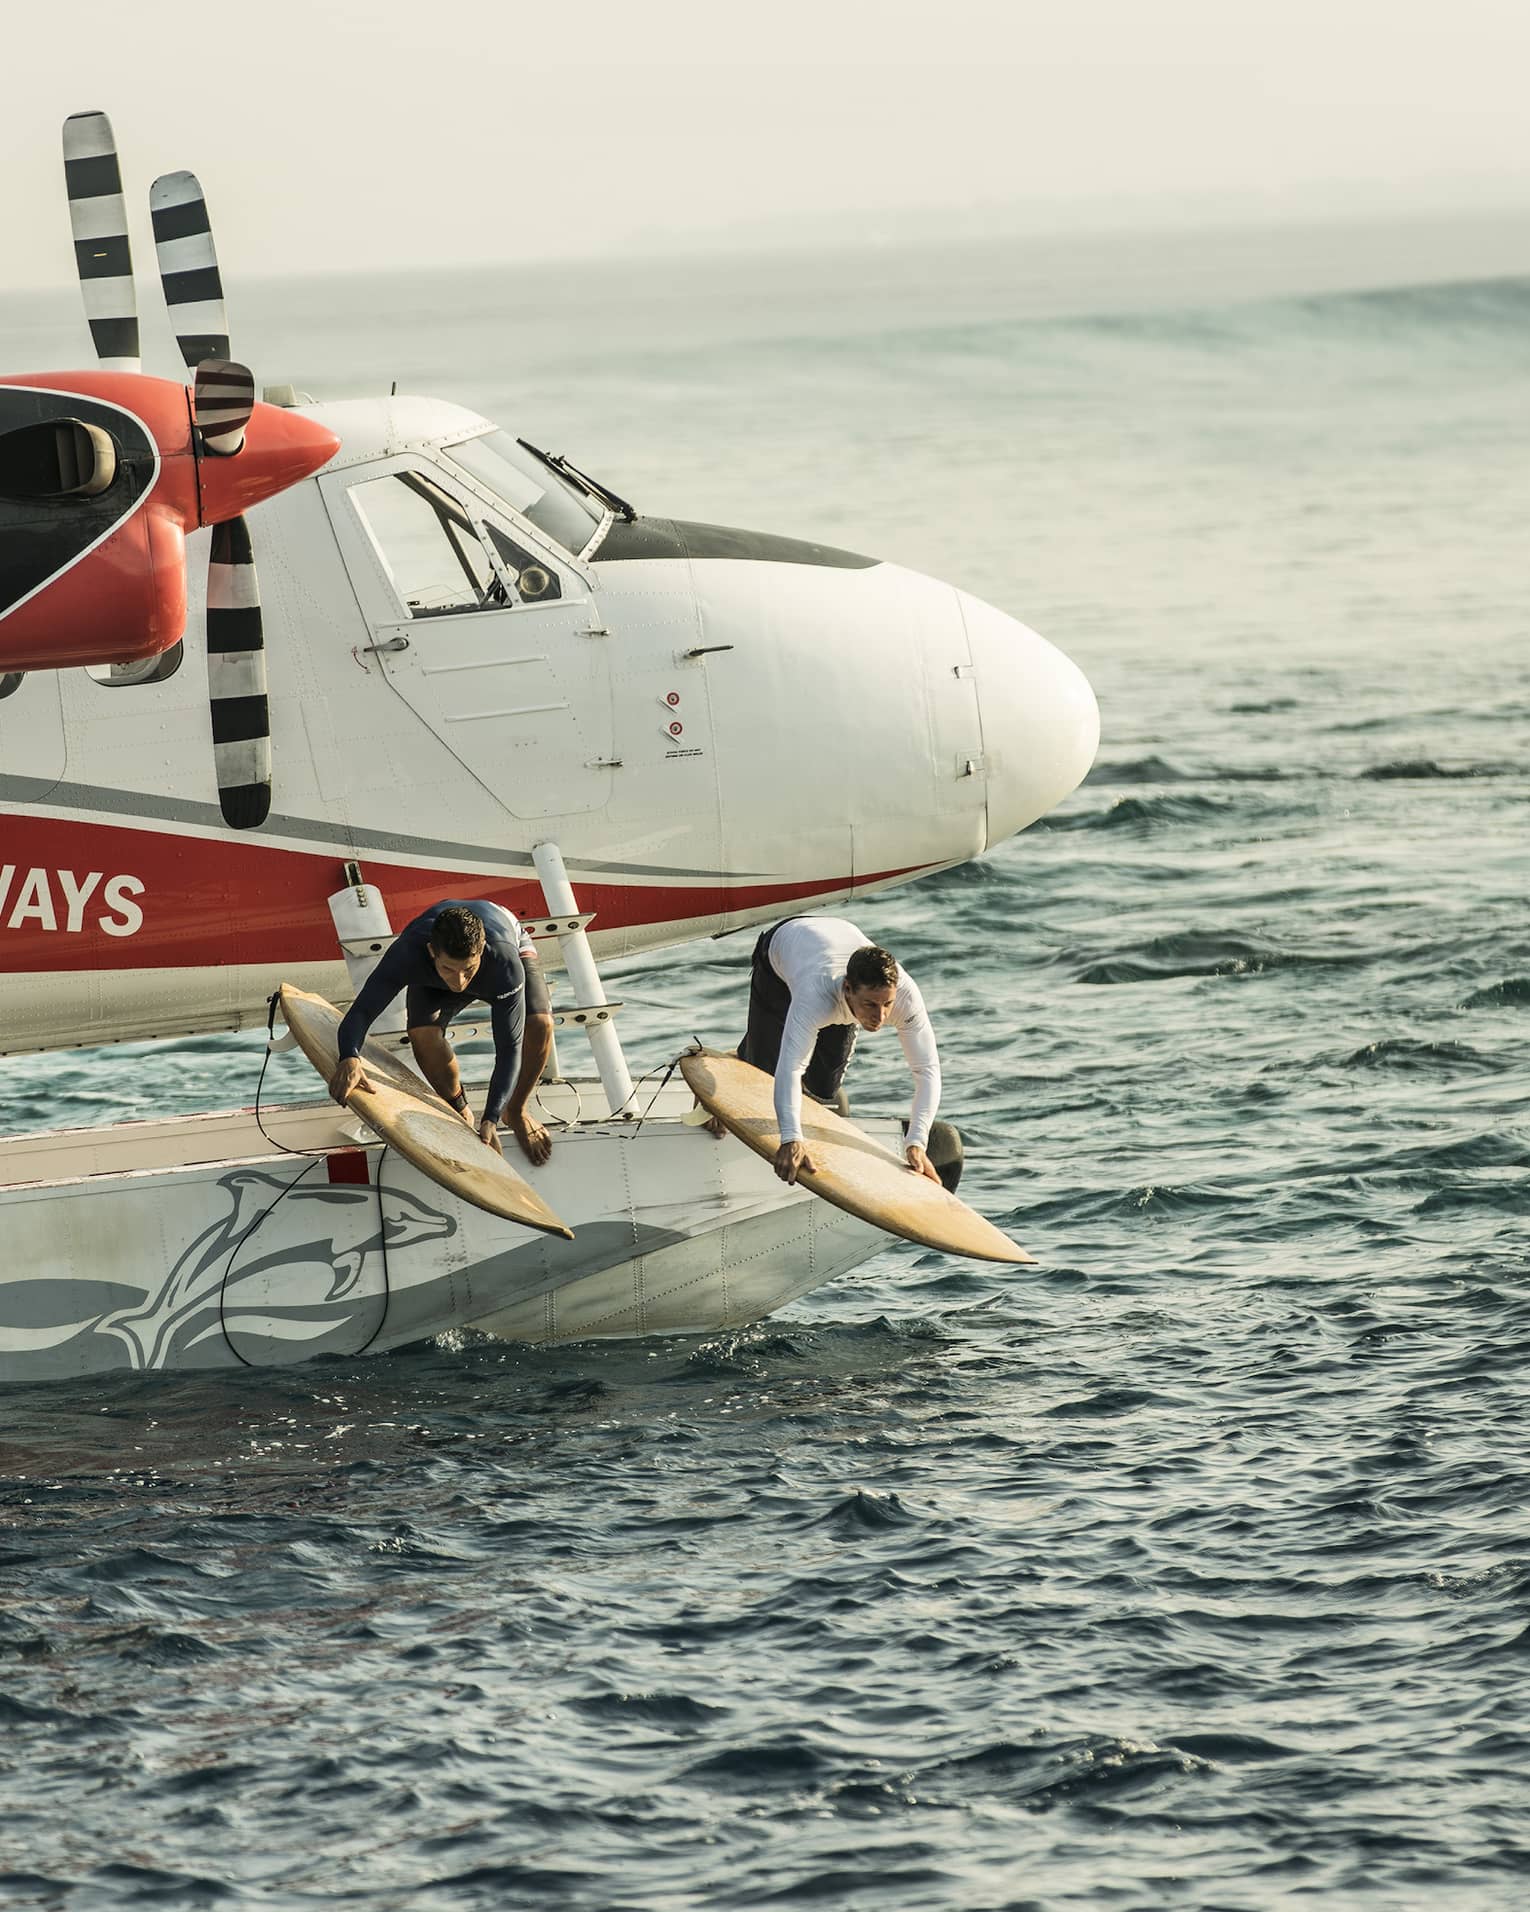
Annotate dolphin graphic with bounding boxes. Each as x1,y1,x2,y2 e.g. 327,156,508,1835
99,1165,456,1369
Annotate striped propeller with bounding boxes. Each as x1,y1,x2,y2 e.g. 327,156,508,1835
61,112,139,371
54,113,336,830
60,117,277,830
148,171,231,367
146,170,273,831
206,516,271,830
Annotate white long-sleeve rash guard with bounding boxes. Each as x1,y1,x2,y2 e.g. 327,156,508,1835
768,917,941,1151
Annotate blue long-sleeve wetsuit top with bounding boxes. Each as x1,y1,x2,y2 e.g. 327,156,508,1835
336,900,526,1124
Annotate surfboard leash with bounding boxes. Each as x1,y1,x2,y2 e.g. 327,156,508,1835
628,1042,708,1131
215,996,396,1367
629,1056,679,1131
251,991,338,1161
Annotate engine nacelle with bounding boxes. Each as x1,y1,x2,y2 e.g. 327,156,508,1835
0,371,336,672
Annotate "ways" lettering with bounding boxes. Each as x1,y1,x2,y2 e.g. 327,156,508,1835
0,867,145,937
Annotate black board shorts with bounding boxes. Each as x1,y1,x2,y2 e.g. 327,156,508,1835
406,960,550,1033
738,921,856,1102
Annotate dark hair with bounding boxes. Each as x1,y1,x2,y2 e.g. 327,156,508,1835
431,906,487,961
846,944,898,992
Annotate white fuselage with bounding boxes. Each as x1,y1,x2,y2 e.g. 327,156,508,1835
0,396,1099,1054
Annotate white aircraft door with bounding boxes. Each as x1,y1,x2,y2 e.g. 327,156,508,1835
321,458,613,819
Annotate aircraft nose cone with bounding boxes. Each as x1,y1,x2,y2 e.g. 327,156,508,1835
959,590,1100,846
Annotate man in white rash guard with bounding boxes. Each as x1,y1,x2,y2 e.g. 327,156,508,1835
723,914,944,1187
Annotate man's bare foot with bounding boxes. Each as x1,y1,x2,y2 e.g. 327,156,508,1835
511,1114,553,1166
704,1112,726,1138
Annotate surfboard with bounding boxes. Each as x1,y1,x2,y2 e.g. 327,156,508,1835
680,1048,1034,1264
277,983,573,1239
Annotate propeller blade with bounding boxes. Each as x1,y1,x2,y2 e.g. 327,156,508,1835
149,171,232,369
206,514,271,830
62,111,140,371
193,359,255,457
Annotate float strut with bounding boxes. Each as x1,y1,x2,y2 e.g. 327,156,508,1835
532,841,636,1117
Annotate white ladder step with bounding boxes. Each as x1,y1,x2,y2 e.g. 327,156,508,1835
552,1001,622,1028
521,912,594,940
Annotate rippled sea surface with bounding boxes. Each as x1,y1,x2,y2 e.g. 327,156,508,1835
3,230,1530,1906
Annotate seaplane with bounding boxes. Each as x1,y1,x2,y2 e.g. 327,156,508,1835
0,113,1100,1387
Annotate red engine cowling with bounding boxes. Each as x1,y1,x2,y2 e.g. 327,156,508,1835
0,370,337,673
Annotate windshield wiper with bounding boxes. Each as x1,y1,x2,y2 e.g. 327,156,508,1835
518,438,636,523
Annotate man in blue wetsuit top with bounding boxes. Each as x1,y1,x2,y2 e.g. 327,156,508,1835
328,900,554,1164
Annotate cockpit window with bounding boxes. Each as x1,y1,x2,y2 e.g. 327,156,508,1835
444,430,602,557
348,470,499,617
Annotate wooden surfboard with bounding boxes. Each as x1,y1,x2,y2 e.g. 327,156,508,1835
680,1048,1034,1265
277,983,573,1239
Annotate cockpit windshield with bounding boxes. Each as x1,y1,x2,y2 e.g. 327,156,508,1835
443,430,602,557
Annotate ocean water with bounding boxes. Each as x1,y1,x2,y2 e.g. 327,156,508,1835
3,226,1530,1907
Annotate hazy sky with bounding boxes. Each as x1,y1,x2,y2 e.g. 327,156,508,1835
4,0,1530,285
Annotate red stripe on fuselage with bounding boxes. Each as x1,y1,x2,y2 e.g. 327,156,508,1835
0,815,932,971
